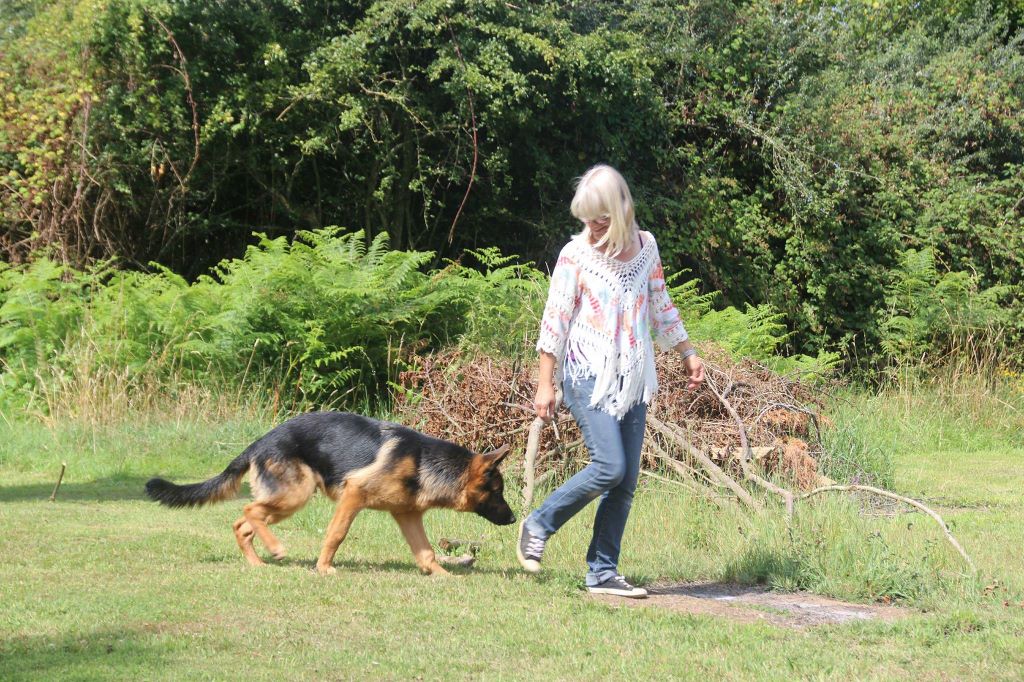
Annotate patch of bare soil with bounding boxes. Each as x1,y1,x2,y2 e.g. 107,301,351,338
589,582,910,628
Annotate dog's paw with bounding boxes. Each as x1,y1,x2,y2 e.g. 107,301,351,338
315,564,337,577
271,548,288,561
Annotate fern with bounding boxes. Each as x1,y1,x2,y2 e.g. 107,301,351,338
0,228,843,412
879,248,1017,369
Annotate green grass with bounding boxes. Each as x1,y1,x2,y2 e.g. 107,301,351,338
2,383,1024,680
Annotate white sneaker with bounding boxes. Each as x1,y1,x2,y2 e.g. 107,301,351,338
587,575,648,598
516,520,546,573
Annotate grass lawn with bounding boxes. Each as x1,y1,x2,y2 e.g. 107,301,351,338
2,389,1023,680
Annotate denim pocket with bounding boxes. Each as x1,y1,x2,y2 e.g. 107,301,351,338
562,376,594,411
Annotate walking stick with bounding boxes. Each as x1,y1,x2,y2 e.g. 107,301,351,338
523,388,562,509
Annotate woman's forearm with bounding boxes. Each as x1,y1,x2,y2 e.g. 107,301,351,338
538,351,557,388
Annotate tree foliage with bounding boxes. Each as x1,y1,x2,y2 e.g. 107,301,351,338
1,0,1021,365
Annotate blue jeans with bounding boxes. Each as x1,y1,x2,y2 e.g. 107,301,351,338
525,376,647,586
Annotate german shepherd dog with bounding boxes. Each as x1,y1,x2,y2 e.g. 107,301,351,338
145,412,515,576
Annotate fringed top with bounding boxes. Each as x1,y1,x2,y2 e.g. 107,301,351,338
537,231,688,419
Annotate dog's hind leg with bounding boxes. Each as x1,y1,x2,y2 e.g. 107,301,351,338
392,511,449,576
233,517,265,566
242,460,318,563
242,501,293,560
316,486,365,576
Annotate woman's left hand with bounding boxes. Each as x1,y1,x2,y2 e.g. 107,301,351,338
684,354,705,391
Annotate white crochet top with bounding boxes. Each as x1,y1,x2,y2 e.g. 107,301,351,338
537,230,688,418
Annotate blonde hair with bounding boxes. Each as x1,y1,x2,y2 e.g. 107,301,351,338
570,164,639,257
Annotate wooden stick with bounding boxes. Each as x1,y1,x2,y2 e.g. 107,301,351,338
706,379,752,460
640,470,729,507
799,484,976,572
49,462,67,502
522,416,544,509
707,381,795,515
739,458,795,516
648,416,761,510
646,439,705,484
522,388,562,509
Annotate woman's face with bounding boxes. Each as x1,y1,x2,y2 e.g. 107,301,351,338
583,214,611,241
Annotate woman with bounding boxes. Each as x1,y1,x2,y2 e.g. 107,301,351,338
517,165,704,598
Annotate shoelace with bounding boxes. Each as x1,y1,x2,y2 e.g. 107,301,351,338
526,536,546,557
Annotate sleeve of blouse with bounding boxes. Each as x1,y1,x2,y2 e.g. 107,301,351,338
647,236,689,350
536,245,581,360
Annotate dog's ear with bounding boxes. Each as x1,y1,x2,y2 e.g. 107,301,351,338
482,443,510,468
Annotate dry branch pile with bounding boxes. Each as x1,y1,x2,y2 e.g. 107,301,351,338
395,343,826,493
395,343,976,571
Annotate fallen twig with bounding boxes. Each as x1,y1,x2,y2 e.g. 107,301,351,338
739,458,795,516
799,484,976,572
641,470,729,507
648,416,761,511
707,380,795,515
49,462,67,502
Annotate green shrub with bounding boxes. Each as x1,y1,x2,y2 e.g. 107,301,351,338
0,230,442,409
0,229,838,415
878,248,1020,374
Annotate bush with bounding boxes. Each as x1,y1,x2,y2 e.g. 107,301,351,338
1,229,837,415
878,248,1020,374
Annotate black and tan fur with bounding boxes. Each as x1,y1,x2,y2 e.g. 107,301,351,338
145,411,515,576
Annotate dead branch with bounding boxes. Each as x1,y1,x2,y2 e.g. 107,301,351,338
394,346,977,581
646,438,702,483
443,18,478,245
150,14,200,187
739,458,795,516
706,377,752,460
707,379,795,514
49,462,67,502
640,470,729,507
799,484,975,572
648,416,761,511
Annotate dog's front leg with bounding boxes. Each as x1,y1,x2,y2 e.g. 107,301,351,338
392,511,449,576
316,489,364,576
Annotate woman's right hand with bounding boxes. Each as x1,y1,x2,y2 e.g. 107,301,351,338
534,382,556,422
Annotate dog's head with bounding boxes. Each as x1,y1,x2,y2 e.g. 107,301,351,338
469,444,516,526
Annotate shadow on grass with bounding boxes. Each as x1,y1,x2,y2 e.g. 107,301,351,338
0,476,151,503
0,478,256,504
196,554,514,578
0,627,175,681
721,546,803,588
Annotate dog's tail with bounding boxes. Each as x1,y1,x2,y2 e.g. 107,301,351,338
145,448,253,508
